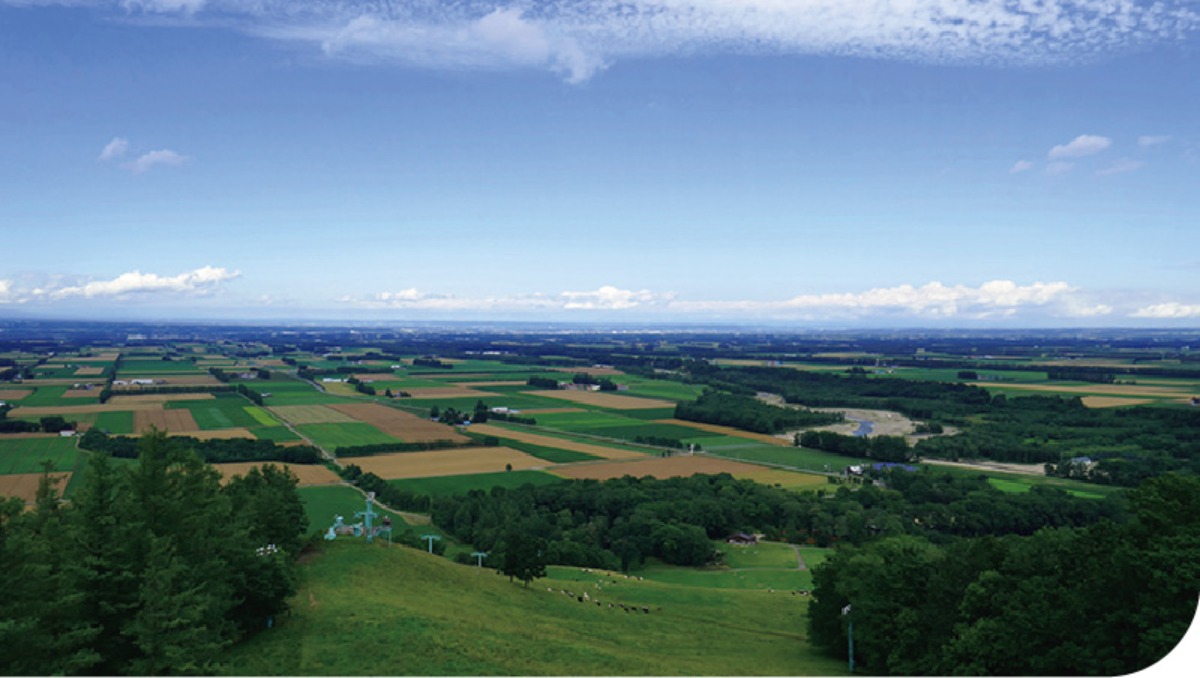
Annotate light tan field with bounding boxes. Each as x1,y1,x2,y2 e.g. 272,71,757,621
552,455,780,482
21,378,107,386
520,390,674,410
397,387,494,399
549,366,625,376
108,393,215,406
348,447,544,480
327,403,469,443
974,382,1189,397
134,409,199,434
519,407,587,415
318,381,359,397
269,405,359,425
171,428,256,440
0,432,59,439
64,354,120,363
1081,396,1155,408
73,366,105,376
923,458,1047,476
654,419,791,446
0,390,33,400
466,424,645,460
420,372,506,379
0,473,71,504
214,462,341,486
458,381,529,387
62,389,101,399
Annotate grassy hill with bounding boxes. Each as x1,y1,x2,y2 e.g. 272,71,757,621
221,539,847,676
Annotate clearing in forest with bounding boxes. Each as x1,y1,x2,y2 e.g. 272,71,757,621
348,447,544,479
327,403,469,443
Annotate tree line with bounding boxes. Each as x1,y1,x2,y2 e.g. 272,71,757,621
80,429,324,465
0,432,308,675
674,390,843,434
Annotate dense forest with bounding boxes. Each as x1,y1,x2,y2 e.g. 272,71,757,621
674,390,842,433
0,433,307,675
808,474,1200,675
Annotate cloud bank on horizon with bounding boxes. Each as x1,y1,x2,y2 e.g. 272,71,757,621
9,1,1200,82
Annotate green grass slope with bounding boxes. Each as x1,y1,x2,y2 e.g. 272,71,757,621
221,540,846,676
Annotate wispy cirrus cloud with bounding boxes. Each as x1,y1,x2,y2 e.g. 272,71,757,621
98,137,129,161
1009,160,1034,174
1048,134,1111,159
1096,159,1145,176
6,1,1200,83
1138,135,1173,147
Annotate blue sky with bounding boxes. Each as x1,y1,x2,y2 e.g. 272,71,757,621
1,1,1198,326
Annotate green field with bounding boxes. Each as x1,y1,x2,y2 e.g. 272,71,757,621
701,439,864,472
251,426,301,442
389,470,563,498
167,393,263,429
244,405,283,426
986,476,1108,499
296,422,400,451
0,436,82,474
117,359,206,374
93,410,134,434
616,560,815,592
220,540,846,676
297,485,409,537
721,541,801,569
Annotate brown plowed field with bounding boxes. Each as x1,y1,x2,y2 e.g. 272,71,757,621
458,381,529,387
466,424,645,460
327,403,469,443
269,405,358,425
108,393,215,406
11,403,161,416
0,473,71,504
551,455,776,481
134,409,199,434
171,428,255,440
0,433,59,439
0,390,33,400
62,389,102,399
653,419,791,445
519,390,674,410
214,463,341,486
348,447,543,480
73,366,105,376
1081,396,1155,408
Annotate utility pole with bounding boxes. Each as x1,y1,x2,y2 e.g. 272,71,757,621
842,604,854,673
471,551,488,567
421,534,441,553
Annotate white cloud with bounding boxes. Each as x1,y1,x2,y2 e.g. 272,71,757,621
560,285,664,310
1096,159,1145,176
47,266,238,299
0,279,18,304
356,285,670,312
98,137,129,161
124,149,187,173
1130,303,1200,319
1045,161,1074,176
1009,160,1034,174
18,1,1188,83
1048,135,1112,159
1138,135,1172,147
121,0,204,13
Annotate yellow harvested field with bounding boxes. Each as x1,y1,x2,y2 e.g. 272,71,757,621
1081,396,1155,408
552,455,778,482
0,390,33,400
73,366,105,376
0,432,59,439
134,409,199,434
108,393,215,406
654,419,791,446
66,354,120,363
421,372,504,379
519,407,587,415
327,403,469,443
348,447,544,480
318,381,359,397
214,462,341,486
467,424,645,460
269,405,359,425
519,390,674,410
974,382,1188,397
736,468,828,490
62,389,101,399
0,473,71,504
398,387,494,399
457,381,529,387
171,428,256,440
